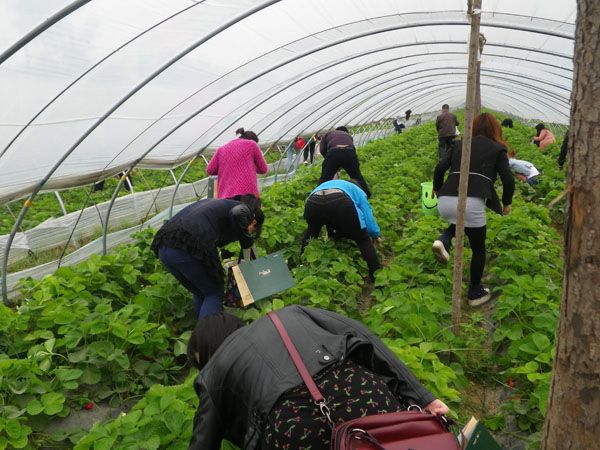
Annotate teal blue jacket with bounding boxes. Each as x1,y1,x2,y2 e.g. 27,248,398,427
309,180,380,238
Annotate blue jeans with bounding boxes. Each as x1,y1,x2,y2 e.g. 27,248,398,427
526,176,539,186
158,247,223,318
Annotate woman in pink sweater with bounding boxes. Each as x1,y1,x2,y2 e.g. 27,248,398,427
206,128,269,199
533,123,556,150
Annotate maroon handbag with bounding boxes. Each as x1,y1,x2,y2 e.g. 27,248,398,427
267,311,460,450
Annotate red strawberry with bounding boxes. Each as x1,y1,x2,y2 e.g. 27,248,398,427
85,402,93,410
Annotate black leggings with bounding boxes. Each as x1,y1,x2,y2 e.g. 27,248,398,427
304,141,316,163
301,192,380,280
445,223,487,285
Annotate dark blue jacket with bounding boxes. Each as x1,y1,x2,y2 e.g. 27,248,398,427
151,199,254,281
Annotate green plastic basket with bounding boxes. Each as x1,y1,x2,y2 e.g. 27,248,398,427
420,181,439,216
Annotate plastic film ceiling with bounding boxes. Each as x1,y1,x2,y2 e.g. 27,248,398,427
0,0,576,205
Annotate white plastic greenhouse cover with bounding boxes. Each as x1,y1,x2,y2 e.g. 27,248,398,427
0,0,575,205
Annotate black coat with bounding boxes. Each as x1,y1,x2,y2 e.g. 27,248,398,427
189,305,436,450
151,198,254,282
433,137,514,215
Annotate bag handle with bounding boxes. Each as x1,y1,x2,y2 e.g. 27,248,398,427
267,311,324,403
239,246,258,263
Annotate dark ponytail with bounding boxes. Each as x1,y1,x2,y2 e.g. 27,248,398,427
235,127,259,143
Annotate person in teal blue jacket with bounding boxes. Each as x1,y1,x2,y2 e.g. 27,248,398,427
300,179,381,280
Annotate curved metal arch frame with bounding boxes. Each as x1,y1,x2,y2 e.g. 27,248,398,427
0,0,91,65
2,0,282,303
1,4,577,302
4,10,573,179
143,15,575,166
265,66,569,142
165,42,575,215
157,37,572,164
0,1,205,160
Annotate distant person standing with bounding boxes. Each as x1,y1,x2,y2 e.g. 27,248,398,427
303,134,320,165
436,104,459,159
317,126,371,198
558,129,569,170
398,109,412,132
206,128,268,199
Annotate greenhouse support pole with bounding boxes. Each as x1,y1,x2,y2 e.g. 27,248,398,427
451,0,482,331
0,0,91,65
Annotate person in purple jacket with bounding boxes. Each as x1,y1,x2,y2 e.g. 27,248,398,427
317,126,371,198
206,128,269,199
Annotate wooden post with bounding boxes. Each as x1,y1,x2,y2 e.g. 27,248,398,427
451,0,482,331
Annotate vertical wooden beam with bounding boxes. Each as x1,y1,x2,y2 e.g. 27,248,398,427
451,0,482,330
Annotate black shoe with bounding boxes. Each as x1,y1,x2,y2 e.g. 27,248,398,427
467,286,492,306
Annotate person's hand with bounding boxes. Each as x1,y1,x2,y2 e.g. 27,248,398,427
515,174,527,183
423,399,450,416
503,205,512,215
432,190,437,198
373,237,382,245
558,166,563,171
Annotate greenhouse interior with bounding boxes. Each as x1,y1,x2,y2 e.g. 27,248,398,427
1,0,595,449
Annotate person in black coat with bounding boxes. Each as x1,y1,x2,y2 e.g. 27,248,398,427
558,129,569,170
150,194,263,318
432,113,514,306
187,305,451,450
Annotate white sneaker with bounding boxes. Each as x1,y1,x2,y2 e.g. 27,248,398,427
467,288,492,306
432,240,449,264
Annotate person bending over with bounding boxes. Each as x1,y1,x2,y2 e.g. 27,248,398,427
317,126,371,198
301,179,381,281
151,194,263,318
188,305,451,450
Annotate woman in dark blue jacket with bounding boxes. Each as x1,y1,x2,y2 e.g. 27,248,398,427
151,194,263,318
432,113,514,306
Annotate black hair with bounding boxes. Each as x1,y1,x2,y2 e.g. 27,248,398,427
235,127,259,143
237,193,264,238
187,312,246,370
501,118,514,128
441,104,449,110
335,126,349,133
535,123,546,136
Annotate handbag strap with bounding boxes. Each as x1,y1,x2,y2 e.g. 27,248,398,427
239,246,258,263
267,311,324,403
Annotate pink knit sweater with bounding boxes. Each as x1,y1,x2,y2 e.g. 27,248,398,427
206,138,269,199
533,129,556,150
